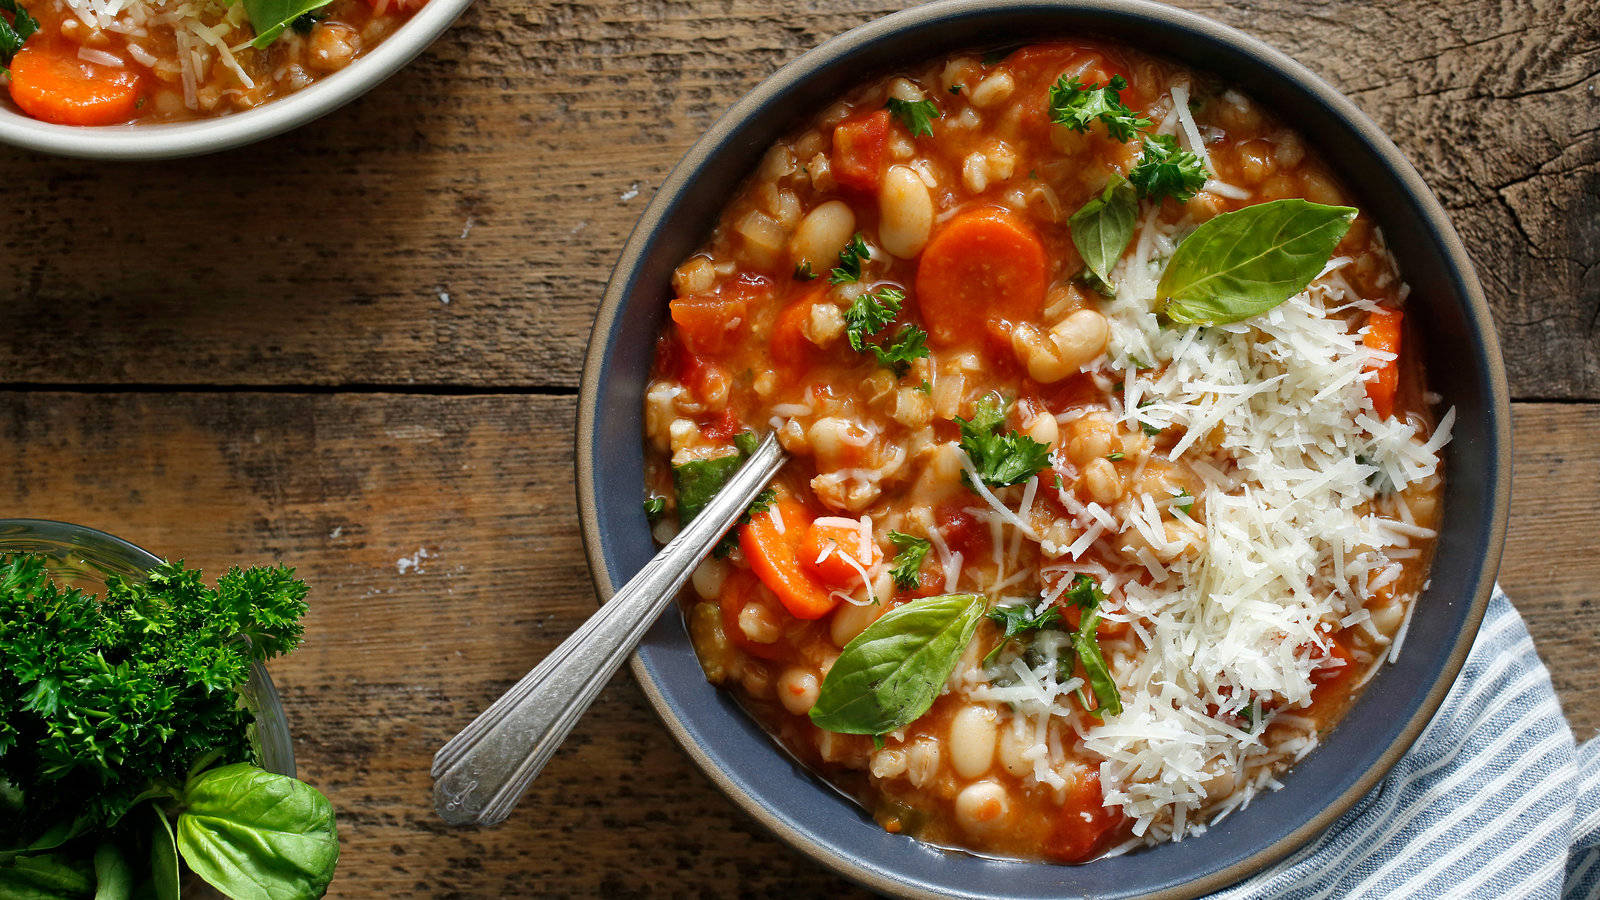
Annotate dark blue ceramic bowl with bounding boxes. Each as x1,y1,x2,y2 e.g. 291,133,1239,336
577,2,1511,896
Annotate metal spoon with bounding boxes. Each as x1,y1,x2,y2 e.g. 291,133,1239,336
431,433,786,826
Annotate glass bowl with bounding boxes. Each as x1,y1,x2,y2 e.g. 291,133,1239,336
0,518,296,777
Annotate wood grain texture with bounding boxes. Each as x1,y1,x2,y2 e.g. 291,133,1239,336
0,392,1593,896
1,0,1596,397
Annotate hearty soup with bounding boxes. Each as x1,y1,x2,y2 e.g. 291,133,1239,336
641,40,1451,862
0,0,422,124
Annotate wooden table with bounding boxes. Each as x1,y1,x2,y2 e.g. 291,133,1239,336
4,0,1597,895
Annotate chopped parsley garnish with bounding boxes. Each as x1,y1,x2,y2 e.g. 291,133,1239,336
0,0,39,73
948,84,963,95
1047,74,1151,142
794,260,818,281
1136,398,1164,436
1106,451,1125,461
983,603,1062,665
643,495,666,522
887,531,931,590
843,286,930,376
1128,133,1209,201
829,233,872,284
954,395,1052,489
869,323,930,376
1062,573,1106,610
1171,489,1195,514
915,379,933,395
843,286,904,351
885,98,940,138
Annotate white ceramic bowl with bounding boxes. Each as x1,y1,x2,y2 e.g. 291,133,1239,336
0,0,471,160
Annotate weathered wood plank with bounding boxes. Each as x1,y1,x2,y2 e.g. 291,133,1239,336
0,392,1592,894
2,0,1595,398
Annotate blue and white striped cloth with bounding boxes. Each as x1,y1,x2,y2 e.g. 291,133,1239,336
1214,588,1600,899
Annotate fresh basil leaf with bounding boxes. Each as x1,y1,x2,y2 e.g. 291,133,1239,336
670,455,745,523
1073,606,1121,717
92,842,132,900
982,603,1061,666
0,852,94,899
243,0,334,47
1159,199,1357,325
1,817,96,866
147,807,178,900
176,764,338,900
1069,175,1139,285
809,594,986,735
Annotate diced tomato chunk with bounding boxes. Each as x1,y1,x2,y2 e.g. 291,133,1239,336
1363,307,1403,419
831,109,892,193
1045,767,1124,863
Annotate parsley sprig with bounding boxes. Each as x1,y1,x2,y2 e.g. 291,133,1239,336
843,285,930,376
1128,133,1208,201
885,98,940,138
829,234,872,284
954,396,1052,489
886,531,931,590
1048,75,1151,142
0,0,39,74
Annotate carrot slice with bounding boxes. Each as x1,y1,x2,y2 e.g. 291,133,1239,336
1363,307,1402,419
830,109,891,193
799,518,882,588
740,496,838,620
8,42,142,126
914,207,1048,347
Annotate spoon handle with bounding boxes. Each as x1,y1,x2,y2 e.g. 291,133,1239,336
431,433,785,826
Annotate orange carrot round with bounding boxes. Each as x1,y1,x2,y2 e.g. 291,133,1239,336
914,206,1048,347
799,518,882,588
740,496,838,620
1362,307,1402,419
9,42,142,126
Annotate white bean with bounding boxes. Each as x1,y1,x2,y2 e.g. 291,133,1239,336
789,200,856,272
776,667,820,715
878,165,934,259
997,719,1033,777
948,705,998,778
954,780,1011,833
830,600,881,647
691,557,728,600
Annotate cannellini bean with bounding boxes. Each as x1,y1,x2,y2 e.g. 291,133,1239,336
1011,308,1110,383
948,706,999,778
969,72,1014,108
878,165,934,259
777,667,820,715
789,200,856,272
1023,411,1059,448
736,209,787,268
997,719,1033,777
807,416,867,468
1369,597,1406,637
738,602,781,644
870,748,909,779
954,781,1011,833
1084,458,1124,504
831,600,881,647
691,557,728,600
906,738,941,788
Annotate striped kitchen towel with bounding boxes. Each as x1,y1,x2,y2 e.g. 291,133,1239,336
1213,587,1600,899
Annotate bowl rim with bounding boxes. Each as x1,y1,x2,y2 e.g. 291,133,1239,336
0,0,473,160
575,1,1511,895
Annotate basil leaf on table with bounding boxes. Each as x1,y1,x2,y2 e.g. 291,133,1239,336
1069,174,1139,286
147,806,178,900
91,842,132,900
1159,199,1357,325
0,852,94,900
810,594,986,735
243,0,334,47
175,764,339,900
